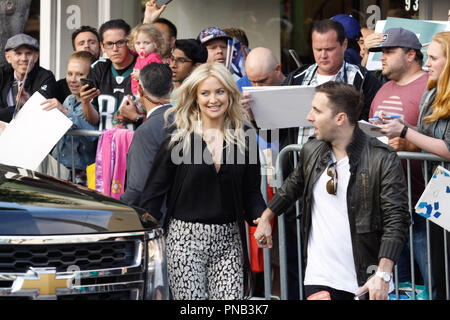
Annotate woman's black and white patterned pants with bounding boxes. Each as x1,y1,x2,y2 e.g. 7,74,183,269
166,219,244,300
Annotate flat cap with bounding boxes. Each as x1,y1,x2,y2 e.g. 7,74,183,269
5,33,39,51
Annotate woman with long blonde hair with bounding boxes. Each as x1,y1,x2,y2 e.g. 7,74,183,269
140,62,266,300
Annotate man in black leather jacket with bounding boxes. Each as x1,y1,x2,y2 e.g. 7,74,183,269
254,82,410,300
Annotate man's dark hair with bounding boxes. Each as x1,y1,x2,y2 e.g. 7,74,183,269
98,19,131,43
312,19,346,45
401,47,424,65
154,18,177,39
174,39,207,64
71,25,100,50
315,81,363,125
140,62,173,98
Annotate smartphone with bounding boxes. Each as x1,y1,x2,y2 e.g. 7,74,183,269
155,0,172,8
80,78,96,91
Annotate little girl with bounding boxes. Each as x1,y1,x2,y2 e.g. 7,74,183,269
129,23,166,96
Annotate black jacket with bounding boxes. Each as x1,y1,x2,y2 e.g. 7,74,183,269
0,64,56,122
120,104,173,208
268,126,410,286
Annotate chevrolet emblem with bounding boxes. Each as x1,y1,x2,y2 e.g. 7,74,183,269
12,268,74,296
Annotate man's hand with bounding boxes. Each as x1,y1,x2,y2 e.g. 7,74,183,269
143,0,167,24
388,137,408,151
15,86,30,108
379,118,405,139
364,32,383,51
41,98,68,116
80,84,100,125
355,273,390,300
80,84,100,104
253,208,275,249
355,258,393,300
241,92,255,121
120,95,140,121
388,137,420,152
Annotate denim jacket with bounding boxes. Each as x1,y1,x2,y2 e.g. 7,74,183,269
51,94,98,170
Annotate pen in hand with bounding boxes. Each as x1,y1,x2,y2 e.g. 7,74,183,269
369,115,402,122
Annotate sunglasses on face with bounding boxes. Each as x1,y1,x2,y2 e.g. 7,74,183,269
326,162,338,195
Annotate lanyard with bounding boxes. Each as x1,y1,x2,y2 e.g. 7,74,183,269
307,62,348,85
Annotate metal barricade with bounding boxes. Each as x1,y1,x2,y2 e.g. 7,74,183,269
54,129,102,183
265,145,450,300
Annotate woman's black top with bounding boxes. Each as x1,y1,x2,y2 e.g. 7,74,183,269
139,132,266,226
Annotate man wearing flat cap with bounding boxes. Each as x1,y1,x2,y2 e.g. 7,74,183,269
0,33,56,122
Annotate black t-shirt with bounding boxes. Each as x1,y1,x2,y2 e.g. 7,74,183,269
171,141,236,225
88,57,137,130
55,78,71,104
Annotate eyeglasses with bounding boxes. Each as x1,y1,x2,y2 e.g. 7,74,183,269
326,162,338,195
103,40,128,49
169,56,193,65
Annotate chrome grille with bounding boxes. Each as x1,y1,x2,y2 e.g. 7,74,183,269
0,241,136,273
0,232,150,300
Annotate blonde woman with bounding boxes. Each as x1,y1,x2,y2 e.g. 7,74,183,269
139,62,266,300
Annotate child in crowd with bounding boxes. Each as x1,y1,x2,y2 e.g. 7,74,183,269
129,23,166,96
43,51,98,186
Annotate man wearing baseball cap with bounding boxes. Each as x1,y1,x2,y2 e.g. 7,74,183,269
331,14,363,65
197,26,232,64
369,27,429,294
0,33,56,122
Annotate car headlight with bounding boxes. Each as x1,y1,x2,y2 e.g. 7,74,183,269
145,228,169,300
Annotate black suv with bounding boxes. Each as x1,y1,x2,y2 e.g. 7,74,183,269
0,164,168,300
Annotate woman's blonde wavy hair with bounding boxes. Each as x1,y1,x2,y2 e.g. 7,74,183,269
164,62,249,154
424,31,450,123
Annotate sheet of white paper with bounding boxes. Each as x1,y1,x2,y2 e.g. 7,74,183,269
0,92,73,170
358,120,385,138
242,85,316,130
415,166,450,232
366,20,386,71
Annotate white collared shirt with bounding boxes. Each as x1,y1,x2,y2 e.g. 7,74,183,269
146,104,170,119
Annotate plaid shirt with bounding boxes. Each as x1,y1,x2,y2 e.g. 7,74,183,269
294,62,361,146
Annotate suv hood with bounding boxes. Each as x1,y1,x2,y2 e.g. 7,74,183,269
0,164,158,235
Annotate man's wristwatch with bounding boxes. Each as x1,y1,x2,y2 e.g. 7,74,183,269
375,271,392,282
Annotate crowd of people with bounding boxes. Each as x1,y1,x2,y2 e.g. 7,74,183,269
1,0,450,301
